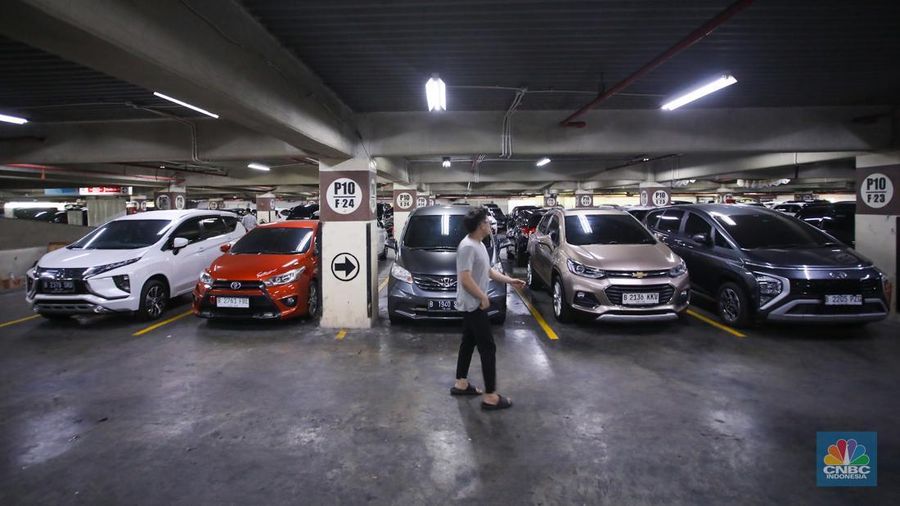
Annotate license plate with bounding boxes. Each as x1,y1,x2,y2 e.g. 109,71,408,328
428,300,456,311
824,294,862,306
621,292,659,305
43,280,75,293
217,296,249,308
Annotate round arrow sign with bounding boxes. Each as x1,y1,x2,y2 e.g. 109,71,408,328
331,252,360,282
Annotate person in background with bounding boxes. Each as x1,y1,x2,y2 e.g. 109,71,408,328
241,209,258,230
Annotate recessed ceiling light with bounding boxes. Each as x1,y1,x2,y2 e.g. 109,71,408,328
248,162,270,171
442,157,451,168
0,113,28,125
661,74,737,111
425,75,446,111
153,92,220,118
536,157,551,167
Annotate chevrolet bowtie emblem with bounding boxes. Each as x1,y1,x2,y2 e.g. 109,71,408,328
633,272,647,279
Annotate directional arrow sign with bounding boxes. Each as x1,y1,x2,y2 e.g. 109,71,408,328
331,253,360,281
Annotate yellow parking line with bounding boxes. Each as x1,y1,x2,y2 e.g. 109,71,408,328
378,277,389,292
512,286,559,340
0,314,40,328
686,308,747,338
336,329,347,340
132,310,193,336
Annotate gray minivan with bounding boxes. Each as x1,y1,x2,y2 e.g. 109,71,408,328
386,206,508,324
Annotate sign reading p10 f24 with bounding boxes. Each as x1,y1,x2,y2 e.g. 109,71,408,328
326,178,362,214
857,165,899,215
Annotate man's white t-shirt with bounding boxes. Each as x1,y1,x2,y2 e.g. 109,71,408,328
456,236,491,312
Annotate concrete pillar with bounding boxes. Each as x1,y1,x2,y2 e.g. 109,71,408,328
319,158,378,328
638,181,671,207
855,152,899,317
391,184,418,241
256,192,277,224
574,190,594,208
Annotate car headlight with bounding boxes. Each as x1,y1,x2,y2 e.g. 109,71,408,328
200,270,213,285
391,263,413,283
567,259,606,279
26,267,36,279
755,273,784,306
264,267,306,287
668,259,687,277
83,258,140,277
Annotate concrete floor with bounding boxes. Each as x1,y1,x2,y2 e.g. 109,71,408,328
1,259,898,505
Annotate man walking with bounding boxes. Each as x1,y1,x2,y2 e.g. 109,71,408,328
241,209,258,231
451,207,524,410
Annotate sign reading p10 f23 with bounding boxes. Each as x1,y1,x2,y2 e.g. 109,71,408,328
857,165,899,215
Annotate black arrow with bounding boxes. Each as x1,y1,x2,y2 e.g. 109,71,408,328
334,256,357,277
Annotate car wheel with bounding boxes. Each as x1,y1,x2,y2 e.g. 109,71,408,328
378,249,387,261
717,282,750,327
552,277,574,323
138,279,169,321
526,262,542,290
307,279,320,318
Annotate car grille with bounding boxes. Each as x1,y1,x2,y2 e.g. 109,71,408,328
606,269,669,279
36,267,87,279
604,284,675,306
413,274,457,292
211,280,264,290
790,278,881,298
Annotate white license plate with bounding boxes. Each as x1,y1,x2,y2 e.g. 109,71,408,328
622,292,659,305
824,294,862,306
216,296,249,308
428,300,456,311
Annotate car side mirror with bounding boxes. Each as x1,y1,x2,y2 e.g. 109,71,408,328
172,237,189,251
386,238,398,250
691,233,712,246
220,243,232,253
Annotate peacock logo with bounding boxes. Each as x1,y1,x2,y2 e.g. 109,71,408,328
823,439,869,466
818,432,876,487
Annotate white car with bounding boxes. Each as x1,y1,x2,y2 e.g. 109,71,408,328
26,210,246,321
487,215,498,235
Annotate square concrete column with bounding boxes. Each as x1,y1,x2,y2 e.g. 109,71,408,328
391,184,418,242
855,152,900,317
319,158,378,328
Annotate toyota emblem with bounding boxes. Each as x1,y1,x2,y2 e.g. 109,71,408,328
230,281,242,290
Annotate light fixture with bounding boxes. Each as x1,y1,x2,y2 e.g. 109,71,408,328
442,157,451,168
425,75,446,111
0,113,28,125
368,159,377,169
536,157,551,167
661,74,737,111
153,92,220,118
248,162,270,171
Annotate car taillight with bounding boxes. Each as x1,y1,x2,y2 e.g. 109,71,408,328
523,227,536,236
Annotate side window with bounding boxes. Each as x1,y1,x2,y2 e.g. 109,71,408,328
656,209,684,234
713,228,732,249
221,216,238,232
199,217,228,239
537,214,552,234
548,215,560,245
645,210,663,230
171,217,203,244
684,213,712,238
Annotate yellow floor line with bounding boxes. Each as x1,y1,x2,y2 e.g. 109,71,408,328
378,277,389,292
0,314,40,328
336,329,347,340
512,286,559,340
132,310,193,336
686,308,747,338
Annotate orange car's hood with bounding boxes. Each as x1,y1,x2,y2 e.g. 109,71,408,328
208,253,306,280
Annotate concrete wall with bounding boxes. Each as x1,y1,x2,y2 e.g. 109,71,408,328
0,219,93,281
855,152,899,317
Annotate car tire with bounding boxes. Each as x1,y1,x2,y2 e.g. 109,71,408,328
552,276,574,323
717,282,750,327
526,262,542,290
378,249,387,261
306,279,320,318
138,279,169,322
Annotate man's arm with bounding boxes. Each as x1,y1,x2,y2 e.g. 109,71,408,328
489,268,526,288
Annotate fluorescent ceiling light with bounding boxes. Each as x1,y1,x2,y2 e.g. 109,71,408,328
442,157,451,168
248,162,270,171
0,113,28,125
153,92,220,118
661,74,737,111
425,75,446,111
536,157,551,167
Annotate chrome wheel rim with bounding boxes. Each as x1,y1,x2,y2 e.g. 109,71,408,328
308,283,319,317
553,281,562,317
145,285,166,318
720,288,740,322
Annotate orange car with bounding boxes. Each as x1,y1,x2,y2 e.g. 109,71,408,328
193,220,320,320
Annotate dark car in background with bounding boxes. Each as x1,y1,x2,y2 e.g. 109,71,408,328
284,203,319,220
506,205,538,231
508,208,549,267
644,204,889,327
795,202,855,247
386,205,508,324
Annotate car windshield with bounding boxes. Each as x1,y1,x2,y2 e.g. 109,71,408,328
711,212,837,249
525,210,548,227
69,220,171,250
231,227,313,254
565,215,656,245
403,214,493,250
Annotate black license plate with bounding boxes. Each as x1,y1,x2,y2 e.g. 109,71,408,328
428,300,456,311
43,280,75,293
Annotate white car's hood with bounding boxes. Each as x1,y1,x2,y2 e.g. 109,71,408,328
38,246,151,269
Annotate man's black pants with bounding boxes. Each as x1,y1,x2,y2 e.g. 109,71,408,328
455,308,496,393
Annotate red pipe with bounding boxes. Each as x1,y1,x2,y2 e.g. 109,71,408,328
560,0,753,127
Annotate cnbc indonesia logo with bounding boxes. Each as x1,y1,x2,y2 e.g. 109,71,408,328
817,432,877,487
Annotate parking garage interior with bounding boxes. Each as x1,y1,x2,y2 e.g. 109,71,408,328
1,1,899,504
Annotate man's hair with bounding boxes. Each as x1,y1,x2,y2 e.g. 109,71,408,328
463,207,488,233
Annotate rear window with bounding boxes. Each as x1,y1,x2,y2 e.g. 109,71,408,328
564,215,656,246
404,214,492,251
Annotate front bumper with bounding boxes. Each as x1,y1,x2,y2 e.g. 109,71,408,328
26,269,137,314
388,277,506,321
193,279,310,320
565,273,691,322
